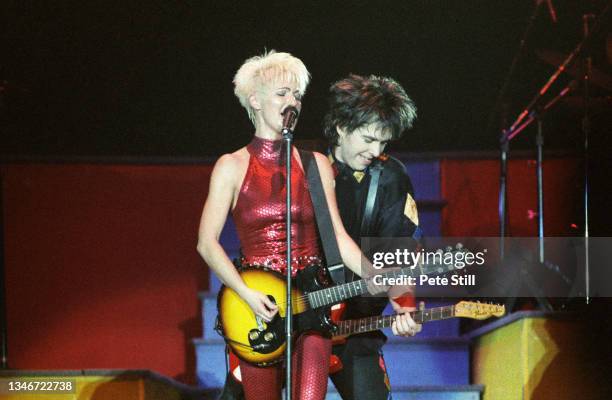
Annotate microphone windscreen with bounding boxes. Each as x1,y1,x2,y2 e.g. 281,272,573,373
282,107,299,131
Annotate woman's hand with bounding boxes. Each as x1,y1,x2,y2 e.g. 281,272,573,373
364,274,389,295
240,287,280,323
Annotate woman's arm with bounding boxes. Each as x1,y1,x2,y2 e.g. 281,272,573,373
313,152,416,302
197,154,278,321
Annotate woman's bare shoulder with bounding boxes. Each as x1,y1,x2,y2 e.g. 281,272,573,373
312,151,333,172
213,147,249,176
312,151,330,163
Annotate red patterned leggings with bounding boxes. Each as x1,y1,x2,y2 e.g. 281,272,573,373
240,332,331,400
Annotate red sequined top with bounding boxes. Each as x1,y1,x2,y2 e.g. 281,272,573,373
233,136,322,276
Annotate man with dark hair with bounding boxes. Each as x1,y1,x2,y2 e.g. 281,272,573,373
325,74,421,400
218,74,421,400
323,74,418,239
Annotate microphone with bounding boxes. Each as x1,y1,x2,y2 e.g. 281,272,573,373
281,106,299,135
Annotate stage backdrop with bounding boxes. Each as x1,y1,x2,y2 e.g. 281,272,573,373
441,157,580,237
2,163,212,384
1,155,578,383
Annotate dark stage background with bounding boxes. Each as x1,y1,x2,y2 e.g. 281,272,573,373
1,0,611,386
2,1,610,157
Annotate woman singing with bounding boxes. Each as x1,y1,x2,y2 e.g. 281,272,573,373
197,51,416,400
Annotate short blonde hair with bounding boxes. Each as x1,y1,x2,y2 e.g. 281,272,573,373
233,50,310,125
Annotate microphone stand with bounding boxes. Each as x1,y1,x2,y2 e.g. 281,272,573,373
499,131,509,261
536,117,545,264
500,80,575,259
488,0,545,133
508,2,611,133
581,13,595,304
0,171,7,368
499,2,611,307
501,81,576,312
281,123,294,400
496,0,548,260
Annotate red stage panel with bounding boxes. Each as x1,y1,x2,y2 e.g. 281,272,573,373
441,158,580,237
2,163,213,383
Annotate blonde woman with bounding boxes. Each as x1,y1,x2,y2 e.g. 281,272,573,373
197,51,418,400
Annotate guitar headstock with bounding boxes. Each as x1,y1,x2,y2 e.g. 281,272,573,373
421,242,469,274
454,301,506,320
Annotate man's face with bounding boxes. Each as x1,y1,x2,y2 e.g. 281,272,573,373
334,123,392,171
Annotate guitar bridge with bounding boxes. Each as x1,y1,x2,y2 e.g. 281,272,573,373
255,315,265,331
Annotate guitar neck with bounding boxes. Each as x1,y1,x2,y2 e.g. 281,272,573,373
334,305,456,337
309,263,448,309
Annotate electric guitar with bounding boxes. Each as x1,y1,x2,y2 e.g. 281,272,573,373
327,300,505,374
333,300,505,339
226,300,505,380
217,245,467,366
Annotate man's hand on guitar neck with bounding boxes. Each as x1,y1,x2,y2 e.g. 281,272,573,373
240,287,279,323
389,297,422,337
391,310,421,337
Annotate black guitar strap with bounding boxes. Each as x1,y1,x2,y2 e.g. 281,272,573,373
360,161,383,236
344,159,384,283
299,150,345,285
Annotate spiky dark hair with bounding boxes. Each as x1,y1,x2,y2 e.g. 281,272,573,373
323,74,416,144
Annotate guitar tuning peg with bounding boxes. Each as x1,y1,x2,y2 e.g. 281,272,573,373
436,248,443,254
455,242,463,250
445,246,452,252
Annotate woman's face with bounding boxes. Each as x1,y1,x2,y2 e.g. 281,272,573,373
254,80,302,135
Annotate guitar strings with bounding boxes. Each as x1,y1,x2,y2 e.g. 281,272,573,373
269,295,310,309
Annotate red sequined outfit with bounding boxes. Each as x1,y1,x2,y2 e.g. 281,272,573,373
233,136,322,276
232,136,330,400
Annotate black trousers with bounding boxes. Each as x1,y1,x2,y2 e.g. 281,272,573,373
219,373,244,400
329,340,391,400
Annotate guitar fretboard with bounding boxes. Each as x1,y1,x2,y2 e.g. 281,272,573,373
308,262,454,309
335,305,456,336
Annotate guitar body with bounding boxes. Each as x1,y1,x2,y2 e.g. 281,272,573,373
217,265,335,366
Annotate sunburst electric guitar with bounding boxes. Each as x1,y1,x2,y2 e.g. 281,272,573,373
217,246,465,366
226,300,505,380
